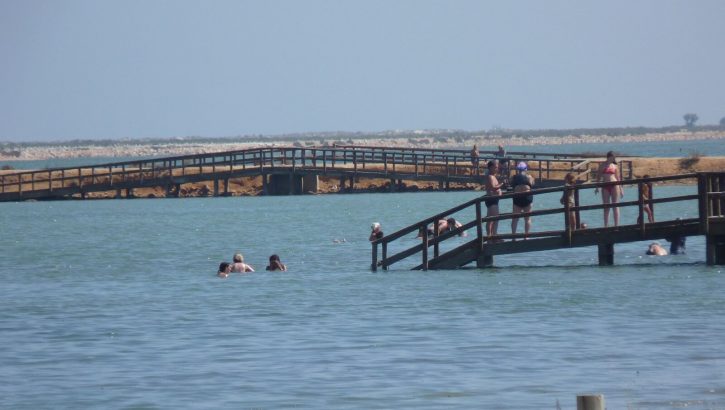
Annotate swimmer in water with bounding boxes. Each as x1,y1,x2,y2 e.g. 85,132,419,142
217,262,231,278
266,254,287,271
646,242,667,256
231,253,254,273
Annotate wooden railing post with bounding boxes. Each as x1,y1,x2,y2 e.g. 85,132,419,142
371,242,378,272
422,230,429,271
433,218,440,258
698,174,709,234
564,188,572,246
637,182,645,237
574,186,581,229
476,202,483,252
382,242,388,271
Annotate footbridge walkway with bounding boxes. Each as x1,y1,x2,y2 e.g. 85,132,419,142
0,146,631,202
371,172,725,268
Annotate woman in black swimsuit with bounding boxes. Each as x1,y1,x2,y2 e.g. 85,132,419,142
511,162,534,239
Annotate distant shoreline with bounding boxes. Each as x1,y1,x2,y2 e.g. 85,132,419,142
1,130,724,162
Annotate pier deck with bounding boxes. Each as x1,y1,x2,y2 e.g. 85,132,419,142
0,146,631,201
372,173,725,268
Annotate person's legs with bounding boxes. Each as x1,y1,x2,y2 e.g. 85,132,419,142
602,189,612,227
644,205,654,223
512,204,521,237
486,204,499,237
611,191,620,226
569,211,577,229
523,205,532,237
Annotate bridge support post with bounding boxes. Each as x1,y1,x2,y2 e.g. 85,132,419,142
598,243,614,266
389,179,395,192
261,174,268,195
126,188,134,198
115,189,122,199
706,235,725,265
213,179,219,196
577,394,605,410
224,178,230,196
476,254,493,268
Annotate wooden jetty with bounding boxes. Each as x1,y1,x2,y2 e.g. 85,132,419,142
0,146,630,202
371,172,725,268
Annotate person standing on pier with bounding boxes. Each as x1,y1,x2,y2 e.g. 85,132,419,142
484,160,505,239
369,222,384,242
595,151,624,227
470,144,480,175
561,173,577,229
511,162,535,239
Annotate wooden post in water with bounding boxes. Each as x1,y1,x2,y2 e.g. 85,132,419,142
577,394,604,410
598,243,614,266
706,235,725,265
371,242,378,272
422,231,429,271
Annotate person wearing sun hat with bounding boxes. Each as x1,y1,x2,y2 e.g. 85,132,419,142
511,161,535,239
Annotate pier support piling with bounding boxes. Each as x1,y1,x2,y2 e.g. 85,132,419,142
477,254,494,268
577,394,605,410
598,243,614,266
706,235,725,265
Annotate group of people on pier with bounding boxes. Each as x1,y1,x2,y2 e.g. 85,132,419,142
483,159,536,240
217,252,287,278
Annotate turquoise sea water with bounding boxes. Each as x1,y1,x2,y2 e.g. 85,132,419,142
1,186,725,409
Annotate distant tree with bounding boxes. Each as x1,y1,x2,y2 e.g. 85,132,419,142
720,116,725,128
683,113,699,128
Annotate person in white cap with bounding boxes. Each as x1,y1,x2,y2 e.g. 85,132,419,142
511,162,535,239
369,222,384,242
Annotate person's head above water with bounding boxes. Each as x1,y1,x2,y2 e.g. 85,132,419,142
233,253,244,263
371,222,381,231
487,160,498,170
269,254,280,263
218,262,231,273
516,162,528,171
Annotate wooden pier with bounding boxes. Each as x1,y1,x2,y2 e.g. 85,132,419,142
371,172,725,268
0,146,630,202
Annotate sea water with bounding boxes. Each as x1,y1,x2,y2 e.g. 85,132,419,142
1,187,724,409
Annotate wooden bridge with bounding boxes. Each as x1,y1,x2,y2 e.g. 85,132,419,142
0,146,631,202
371,172,725,268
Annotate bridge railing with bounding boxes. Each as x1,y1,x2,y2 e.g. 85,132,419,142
0,146,608,196
371,172,717,271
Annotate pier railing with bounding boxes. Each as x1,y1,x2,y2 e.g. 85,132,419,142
0,146,618,199
371,172,725,270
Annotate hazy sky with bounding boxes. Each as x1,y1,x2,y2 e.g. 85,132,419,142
1,0,724,142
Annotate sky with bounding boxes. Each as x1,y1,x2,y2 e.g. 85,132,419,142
1,0,724,142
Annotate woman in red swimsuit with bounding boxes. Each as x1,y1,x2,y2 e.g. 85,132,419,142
595,151,624,227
